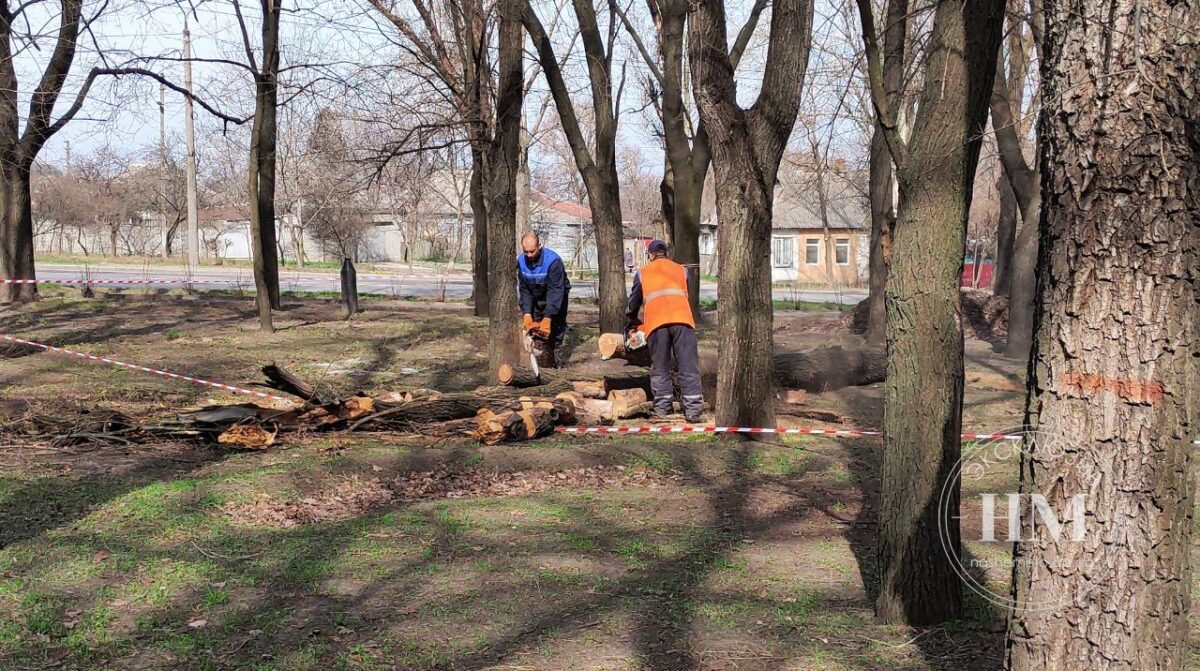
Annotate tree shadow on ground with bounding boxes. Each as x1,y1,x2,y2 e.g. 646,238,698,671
0,446,232,550
835,399,1008,670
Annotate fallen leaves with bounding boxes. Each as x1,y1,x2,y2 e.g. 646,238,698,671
225,467,676,528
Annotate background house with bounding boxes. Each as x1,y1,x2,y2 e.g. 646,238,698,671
701,168,870,285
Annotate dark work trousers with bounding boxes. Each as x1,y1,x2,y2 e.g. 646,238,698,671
534,289,569,365
647,324,703,417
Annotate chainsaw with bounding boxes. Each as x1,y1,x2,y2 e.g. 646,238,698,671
523,328,550,382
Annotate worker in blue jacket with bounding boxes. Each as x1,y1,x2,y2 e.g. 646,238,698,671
518,231,570,367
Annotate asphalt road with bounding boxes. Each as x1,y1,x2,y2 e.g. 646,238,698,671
37,263,867,306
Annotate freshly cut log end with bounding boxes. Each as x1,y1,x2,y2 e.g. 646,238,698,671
498,363,542,387
609,388,650,419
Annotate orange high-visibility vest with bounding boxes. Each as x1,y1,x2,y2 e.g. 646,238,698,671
639,258,695,335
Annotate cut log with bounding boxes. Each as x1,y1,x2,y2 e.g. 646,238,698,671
498,363,542,387
572,379,608,399
772,346,885,392
477,379,573,398
600,368,654,395
608,388,649,419
556,392,613,424
617,401,654,420
598,333,653,366
473,402,573,445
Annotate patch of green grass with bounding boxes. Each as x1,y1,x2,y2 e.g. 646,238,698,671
23,592,67,637
535,566,585,587
203,587,231,607
774,591,820,626
690,599,751,627
621,448,675,475
565,532,600,552
615,539,658,567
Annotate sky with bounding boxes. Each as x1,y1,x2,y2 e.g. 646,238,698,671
27,0,869,179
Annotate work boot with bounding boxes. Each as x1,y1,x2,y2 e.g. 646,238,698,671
685,413,703,424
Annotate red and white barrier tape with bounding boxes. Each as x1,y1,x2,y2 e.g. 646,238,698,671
556,425,887,437
0,334,294,404
1,278,339,286
556,425,1200,444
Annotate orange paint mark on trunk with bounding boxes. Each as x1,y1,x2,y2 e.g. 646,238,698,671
1060,371,1165,404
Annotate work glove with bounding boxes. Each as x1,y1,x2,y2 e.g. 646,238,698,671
523,314,534,332
536,317,552,337
626,321,640,335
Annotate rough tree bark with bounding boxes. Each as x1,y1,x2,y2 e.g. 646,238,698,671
1006,0,1200,667
688,0,814,430
485,0,525,379
856,0,1005,624
244,0,283,332
863,0,906,345
523,0,626,333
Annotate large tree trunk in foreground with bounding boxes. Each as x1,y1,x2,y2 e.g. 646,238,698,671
689,0,814,431
1006,0,1200,667
485,0,524,380
0,172,36,303
857,0,1005,625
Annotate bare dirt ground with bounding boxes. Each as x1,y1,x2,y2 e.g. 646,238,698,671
0,291,1188,670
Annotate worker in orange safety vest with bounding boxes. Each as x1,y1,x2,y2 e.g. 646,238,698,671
625,239,703,422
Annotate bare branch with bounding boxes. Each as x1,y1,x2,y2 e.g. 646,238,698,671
853,0,912,175
729,0,768,69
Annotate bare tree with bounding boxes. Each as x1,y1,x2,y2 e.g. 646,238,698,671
0,0,111,301
616,0,767,317
989,0,1033,298
688,0,815,429
855,0,1005,624
369,0,500,318
991,0,1040,358
229,0,284,333
522,0,627,332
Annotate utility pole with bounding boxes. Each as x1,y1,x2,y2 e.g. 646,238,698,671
159,83,169,258
64,140,71,172
184,19,200,268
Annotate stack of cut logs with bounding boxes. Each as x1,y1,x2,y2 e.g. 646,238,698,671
162,335,884,449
